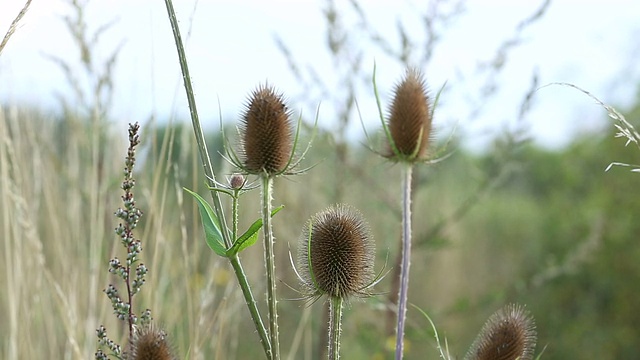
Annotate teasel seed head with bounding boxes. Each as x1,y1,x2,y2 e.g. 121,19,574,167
127,323,176,360
240,84,294,176
464,304,537,360
386,68,432,162
298,204,376,300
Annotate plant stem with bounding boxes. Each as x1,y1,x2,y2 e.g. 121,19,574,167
262,175,280,360
395,164,413,360
163,2,271,358
229,253,272,359
230,189,272,359
328,296,344,360
162,0,230,247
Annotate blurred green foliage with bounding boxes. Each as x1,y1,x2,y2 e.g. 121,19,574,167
2,100,639,359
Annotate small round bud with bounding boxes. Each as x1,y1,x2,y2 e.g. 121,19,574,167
229,174,246,190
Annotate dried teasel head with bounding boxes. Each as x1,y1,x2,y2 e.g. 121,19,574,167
127,323,176,360
239,84,294,176
297,204,376,300
464,304,537,360
386,68,433,162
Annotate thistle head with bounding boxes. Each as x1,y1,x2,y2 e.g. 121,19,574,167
239,84,294,176
464,304,537,360
297,204,377,300
126,323,176,360
385,68,433,162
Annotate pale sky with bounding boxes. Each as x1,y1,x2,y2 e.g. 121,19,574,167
1,0,639,149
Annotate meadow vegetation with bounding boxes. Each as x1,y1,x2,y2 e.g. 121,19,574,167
1,0,640,359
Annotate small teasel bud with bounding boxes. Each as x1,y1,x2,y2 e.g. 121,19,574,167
240,84,293,176
298,204,376,299
229,173,246,190
387,68,432,161
127,323,176,360
464,304,537,360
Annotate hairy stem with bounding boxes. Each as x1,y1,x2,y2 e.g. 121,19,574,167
262,175,280,360
328,296,344,360
395,164,413,359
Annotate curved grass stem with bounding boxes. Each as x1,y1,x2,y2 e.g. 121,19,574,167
395,164,413,359
162,0,230,247
162,2,272,358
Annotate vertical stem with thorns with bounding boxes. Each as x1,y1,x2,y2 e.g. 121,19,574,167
231,185,271,358
229,254,272,358
396,164,413,359
262,175,280,360
328,296,344,360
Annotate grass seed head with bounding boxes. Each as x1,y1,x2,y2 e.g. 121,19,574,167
298,204,375,300
240,84,293,176
387,68,432,161
464,304,537,360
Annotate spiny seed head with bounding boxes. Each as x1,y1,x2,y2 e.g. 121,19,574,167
240,84,293,176
387,68,432,161
298,204,375,300
464,304,537,360
127,323,176,360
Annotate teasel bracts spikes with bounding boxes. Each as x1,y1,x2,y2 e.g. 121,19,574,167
127,323,176,360
386,68,432,161
464,304,537,360
240,84,294,176
298,204,376,300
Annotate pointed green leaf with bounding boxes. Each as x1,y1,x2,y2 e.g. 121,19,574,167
227,205,284,257
184,188,227,257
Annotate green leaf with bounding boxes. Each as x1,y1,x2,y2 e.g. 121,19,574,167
227,205,284,257
183,188,227,257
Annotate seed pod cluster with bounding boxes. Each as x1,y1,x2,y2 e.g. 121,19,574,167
240,84,293,176
298,204,375,299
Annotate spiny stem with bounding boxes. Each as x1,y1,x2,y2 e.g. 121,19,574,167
395,164,413,360
229,254,272,359
262,175,280,360
328,296,344,360
230,189,272,359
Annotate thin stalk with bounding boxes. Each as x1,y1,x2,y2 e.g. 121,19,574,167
229,254,272,358
163,2,271,358
262,175,280,360
231,189,272,359
162,0,230,247
328,296,344,360
395,164,413,360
